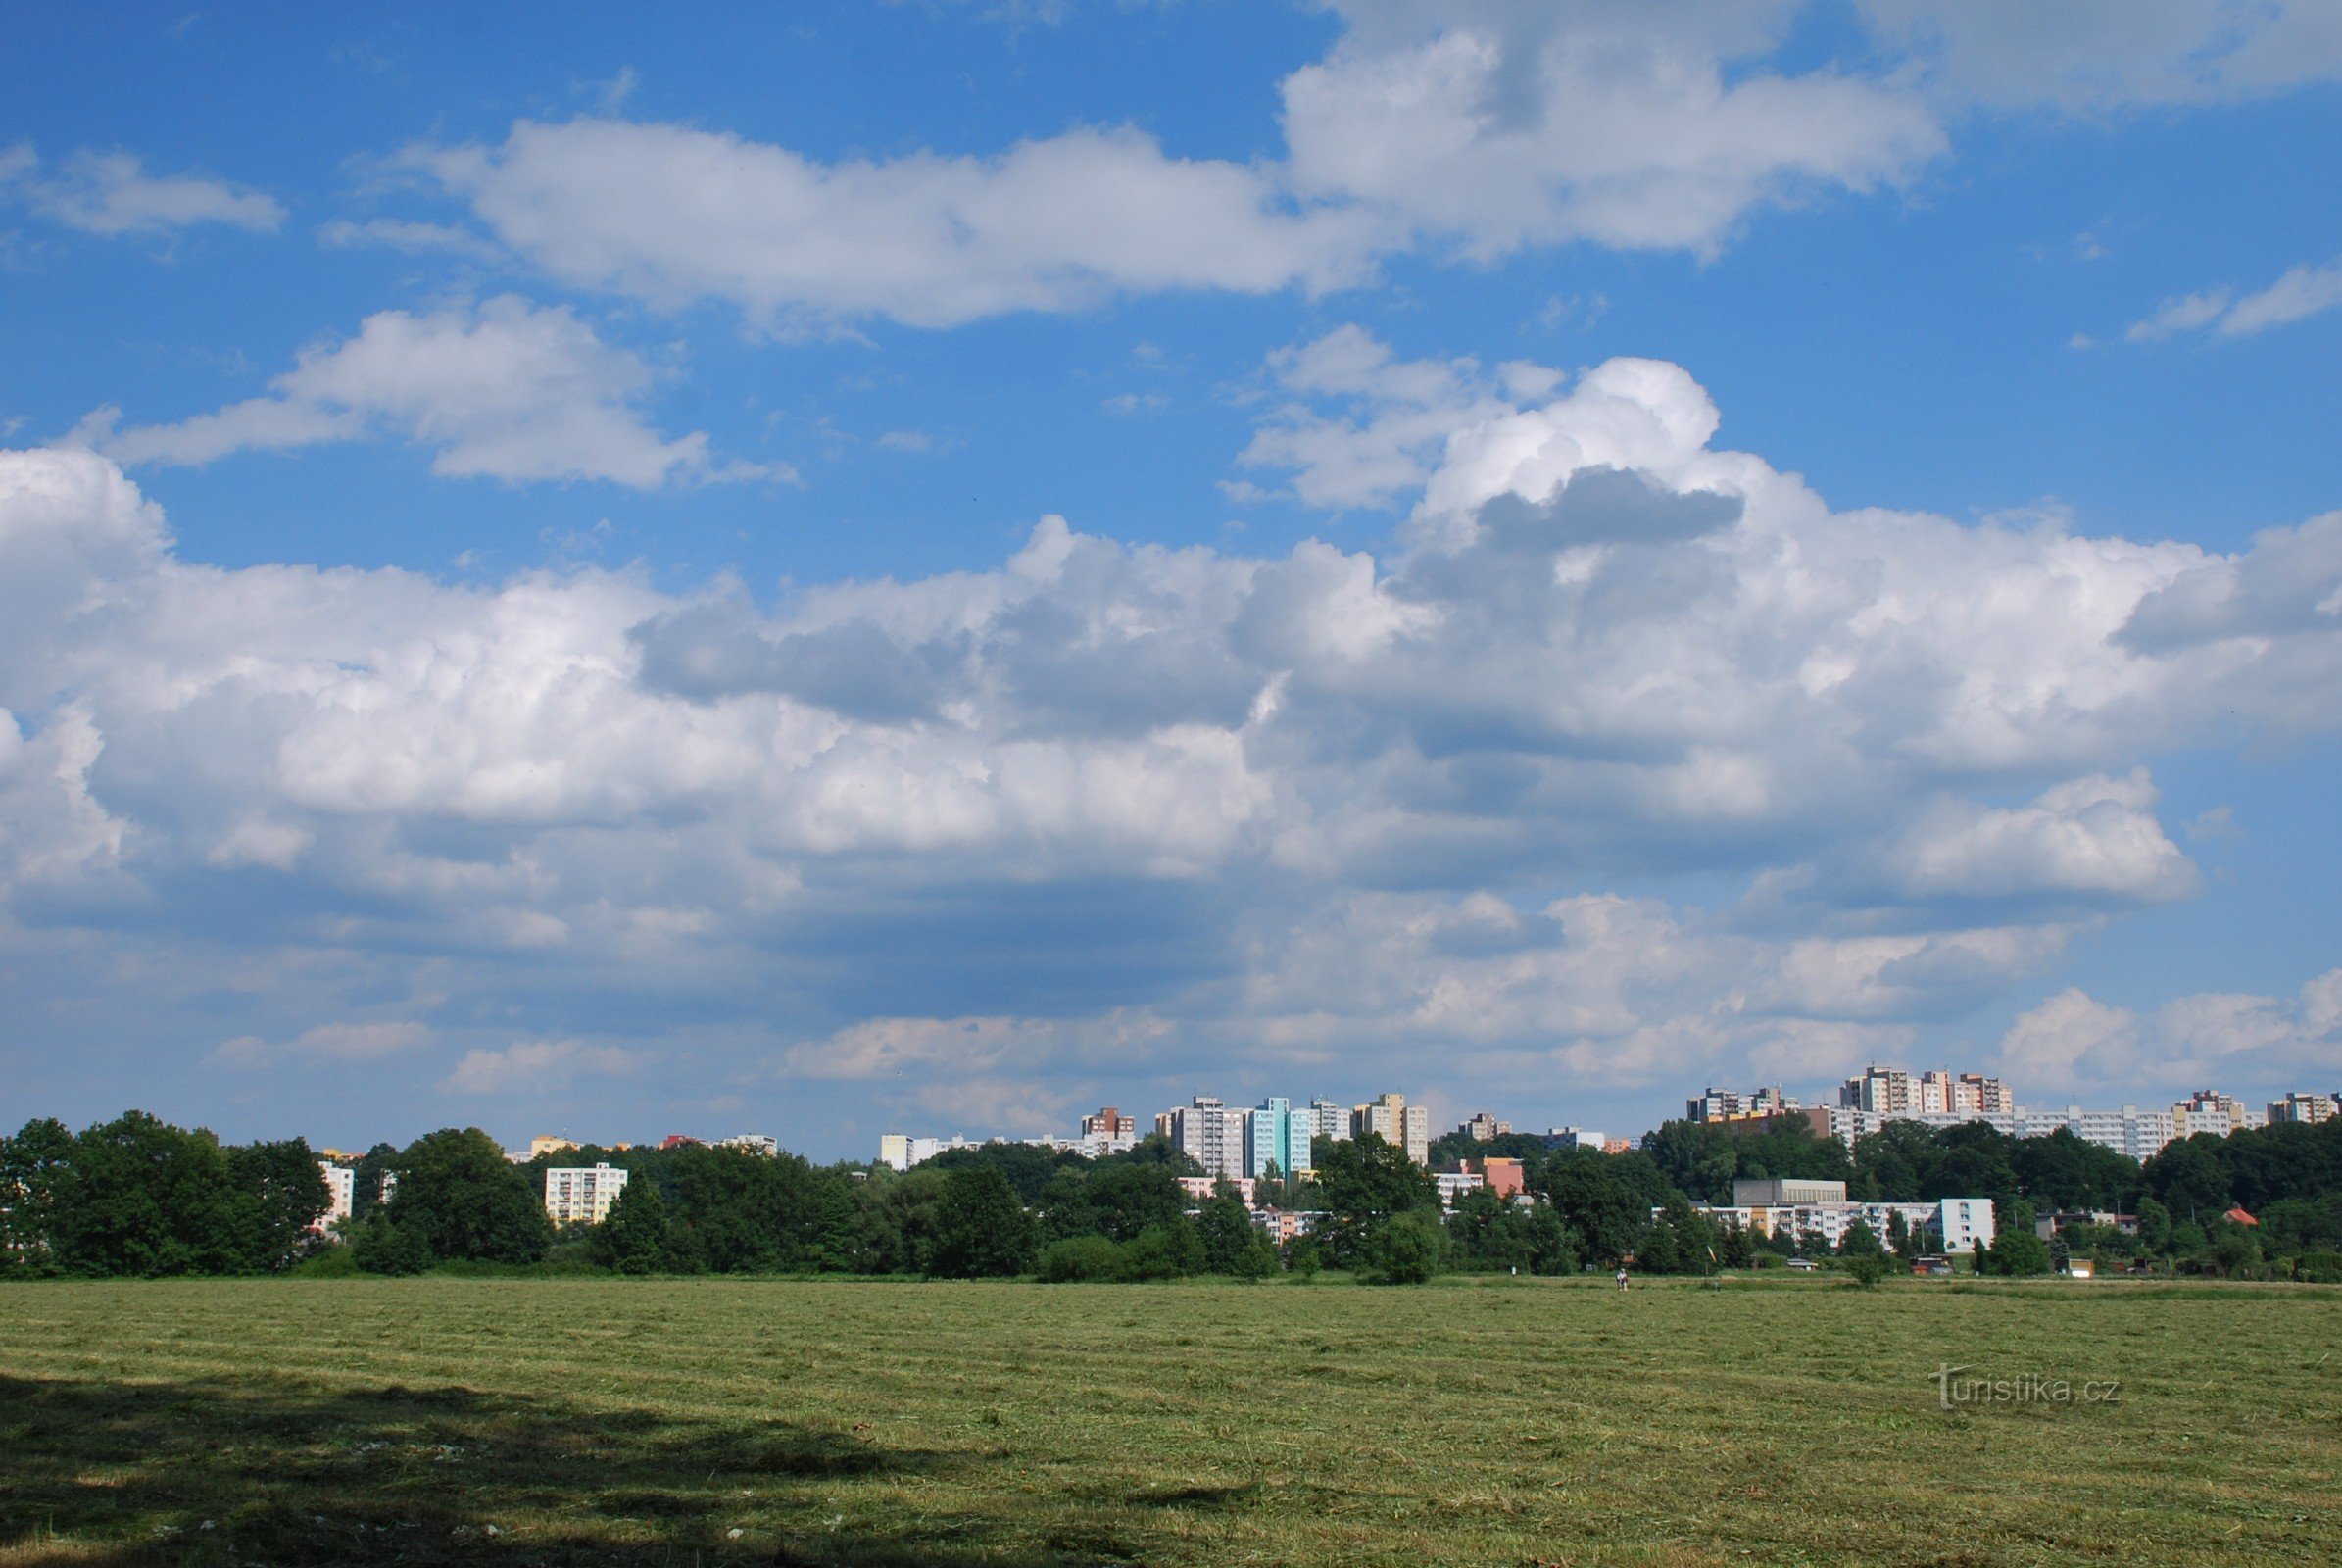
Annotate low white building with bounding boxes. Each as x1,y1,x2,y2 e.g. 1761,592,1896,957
544,1163,630,1225
715,1134,778,1156
1435,1170,1485,1209
878,1134,973,1171
1678,1196,1994,1254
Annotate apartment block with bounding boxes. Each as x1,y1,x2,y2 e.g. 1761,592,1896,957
1306,1098,1351,1145
715,1134,777,1157
544,1163,629,1225
1244,1097,1313,1179
1352,1092,1430,1165
1460,1112,1513,1141
2268,1091,2340,1124
315,1161,355,1233
1169,1096,1252,1182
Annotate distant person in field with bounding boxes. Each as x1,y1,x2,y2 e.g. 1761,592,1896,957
1616,1265,1629,1292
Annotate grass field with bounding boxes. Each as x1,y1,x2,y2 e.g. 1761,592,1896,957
2,1275,2336,1567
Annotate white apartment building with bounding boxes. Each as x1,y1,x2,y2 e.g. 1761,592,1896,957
877,1134,973,1172
1680,1195,1995,1254
1169,1096,1252,1182
1307,1098,1351,1145
315,1161,355,1233
544,1163,629,1225
2269,1091,2340,1124
1435,1170,1485,1209
715,1134,778,1157
1546,1126,1606,1151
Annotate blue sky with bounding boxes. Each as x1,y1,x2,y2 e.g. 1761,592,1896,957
3,1,2340,1158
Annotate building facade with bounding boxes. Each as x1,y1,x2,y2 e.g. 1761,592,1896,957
1352,1093,1430,1165
1169,1096,1252,1182
544,1163,629,1225
1244,1097,1313,1179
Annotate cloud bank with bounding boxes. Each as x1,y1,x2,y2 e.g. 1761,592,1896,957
7,336,2342,1126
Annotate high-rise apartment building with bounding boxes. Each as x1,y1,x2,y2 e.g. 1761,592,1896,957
2268,1091,2340,1125
1169,1096,1251,1181
1082,1106,1138,1139
1306,1099,1350,1145
1244,1097,1313,1179
1352,1093,1430,1165
1460,1112,1513,1142
1840,1067,1914,1116
315,1161,355,1233
544,1163,629,1225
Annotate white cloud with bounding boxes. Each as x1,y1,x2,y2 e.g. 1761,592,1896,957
443,1038,637,1095
1281,2,1947,257
1855,0,2342,111
1996,968,2342,1098
9,327,2342,1102
1,144,284,236
371,10,2342,331
86,296,766,488
414,119,1388,332
2123,255,2342,342
2220,257,2342,336
317,217,504,263
2125,288,2233,341
1888,769,2198,903
208,1020,432,1069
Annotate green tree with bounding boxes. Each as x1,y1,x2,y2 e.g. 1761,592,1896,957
590,1180,672,1274
50,1111,245,1277
388,1127,552,1265
666,1145,821,1272
1360,1210,1446,1284
1837,1218,1884,1259
1313,1134,1439,1266
0,1117,75,1275
224,1138,330,1272
929,1166,1036,1278
1984,1204,2052,1276
1117,1218,1206,1280
1195,1194,1271,1276
1542,1152,1647,1266
2133,1195,2172,1253
351,1211,434,1274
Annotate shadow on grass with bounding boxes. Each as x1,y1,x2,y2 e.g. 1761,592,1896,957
0,1374,1117,1567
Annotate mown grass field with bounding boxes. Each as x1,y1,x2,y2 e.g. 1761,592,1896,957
2,1275,2336,1567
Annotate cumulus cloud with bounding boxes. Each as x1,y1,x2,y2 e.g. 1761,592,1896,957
1887,770,2198,904
2124,257,2342,341
1996,969,2342,1098
0,144,285,236
210,1021,433,1069
81,296,771,487
1281,1,1946,257
443,1038,638,1095
1854,0,2342,111
413,119,1389,332
359,7,2342,331
7,330,2342,1108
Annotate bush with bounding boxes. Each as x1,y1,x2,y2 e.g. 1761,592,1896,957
1117,1220,1206,1281
1360,1211,1445,1286
351,1214,433,1275
1843,1252,1890,1288
1038,1235,1123,1283
2290,1250,2342,1284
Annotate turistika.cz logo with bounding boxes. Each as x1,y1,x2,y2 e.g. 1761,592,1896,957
1930,1364,2122,1410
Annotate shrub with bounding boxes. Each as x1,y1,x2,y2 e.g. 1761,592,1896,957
1360,1211,1445,1286
1038,1235,1122,1283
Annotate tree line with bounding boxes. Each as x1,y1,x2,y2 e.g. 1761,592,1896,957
7,1107,2340,1283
